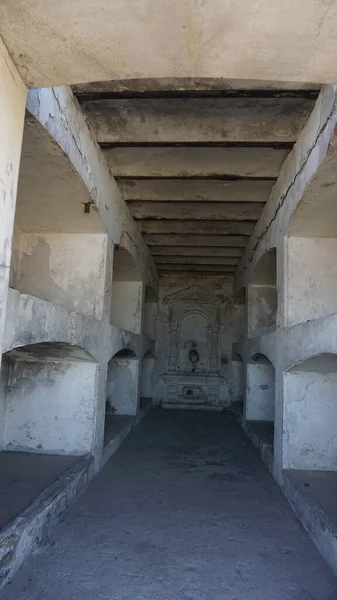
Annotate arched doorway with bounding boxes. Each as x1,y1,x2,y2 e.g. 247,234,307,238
106,349,139,417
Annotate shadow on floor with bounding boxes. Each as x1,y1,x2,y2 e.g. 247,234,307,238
0,452,80,529
2,408,337,600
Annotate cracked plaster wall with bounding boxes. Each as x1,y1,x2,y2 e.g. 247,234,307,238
284,368,337,470
246,360,275,422
111,281,143,334
286,237,337,326
3,354,99,455
0,39,154,587
0,57,155,465
234,85,337,480
0,38,26,370
13,233,107,320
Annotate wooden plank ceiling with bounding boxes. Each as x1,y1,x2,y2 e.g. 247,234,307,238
73,78,319,277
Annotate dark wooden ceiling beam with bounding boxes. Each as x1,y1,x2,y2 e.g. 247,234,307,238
117,175,276,181
157,264,237,273
154,256,240,265
82,98,314,144
104,146,289,178
100,141,294,149
143,234,249,246
73,79,319,102
138,220,255,235
119,179,273,202
73,78,320,96
150,246,244,257
129,201,264,221
76,89,319,101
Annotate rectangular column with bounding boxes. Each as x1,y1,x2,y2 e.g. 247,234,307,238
0,37,26,366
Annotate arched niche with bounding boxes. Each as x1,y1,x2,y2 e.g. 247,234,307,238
246,353,275,425
110,246,143,334
248,249,277,334
283,353,337,470
10,114,107,320
106,348,140,425
177,310,212,373
286,152,337,326
0,342,99,455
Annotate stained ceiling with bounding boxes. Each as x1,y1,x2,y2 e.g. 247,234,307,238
73,78,319,277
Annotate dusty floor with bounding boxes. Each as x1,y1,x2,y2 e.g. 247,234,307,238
3,409,337,600
0,452,79,528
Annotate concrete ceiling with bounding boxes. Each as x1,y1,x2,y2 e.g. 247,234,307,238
1,2,337,87
74,78,319,277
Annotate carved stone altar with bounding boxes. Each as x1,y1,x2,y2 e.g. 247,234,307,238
162,285,224,410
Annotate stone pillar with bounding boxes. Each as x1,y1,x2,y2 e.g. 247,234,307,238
0,37,26,367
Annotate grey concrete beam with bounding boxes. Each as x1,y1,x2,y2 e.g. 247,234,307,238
138,220,255,235
150,246,244,257
129,201,264,221
82,98,313,144
104,147,289,178
143,234,249,246
119,179,273,202
154,256,240,265
157,264,237,273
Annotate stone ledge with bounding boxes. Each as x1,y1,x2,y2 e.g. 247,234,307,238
0,454,94,590
234,403,337,578
282,469,337,578
233,405,274,475
0,401,152,590
102,399,152,467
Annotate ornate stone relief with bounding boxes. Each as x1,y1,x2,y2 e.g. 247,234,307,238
162,285,225,408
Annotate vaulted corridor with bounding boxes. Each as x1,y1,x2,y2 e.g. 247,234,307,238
3,410,336,600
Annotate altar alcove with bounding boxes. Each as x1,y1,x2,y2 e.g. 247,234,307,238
161,285,223,410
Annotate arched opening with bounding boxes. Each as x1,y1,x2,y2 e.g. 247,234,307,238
248,249,277,335
286,152,337,326
283,354,337,470
110,246,143,333
0,342,98,532
9,113,107,320
246,353,275,449
105,348,139,432
0,342,99,455
178,310,212,373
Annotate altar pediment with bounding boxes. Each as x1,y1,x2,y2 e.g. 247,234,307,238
165,285,217,305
